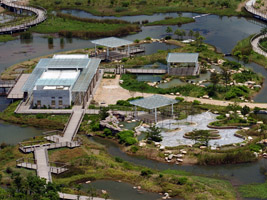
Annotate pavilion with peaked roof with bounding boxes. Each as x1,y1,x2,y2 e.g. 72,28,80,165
167,53,200,76
129,95,178,123
91,37,145,61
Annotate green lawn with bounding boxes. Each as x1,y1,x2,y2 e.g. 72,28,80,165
239,182,267,199
0,35,17,43
145,17,195,26
232,35,267,68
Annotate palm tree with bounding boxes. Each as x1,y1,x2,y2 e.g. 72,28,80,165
166,26,173,35
188,30,194,39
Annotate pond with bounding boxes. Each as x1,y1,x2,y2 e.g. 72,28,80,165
61,9,198,23
0,120,43,145
90,136,267,185
82,180,180,200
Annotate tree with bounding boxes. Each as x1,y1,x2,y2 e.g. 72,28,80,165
174,29,181,40
188,30,194,39
221,68,231,90
99,107,109,120
196,35,205,47
194,31,200,40
233,50,242,62
165,26,173,35
190,129,212,147
145,125,162,142
241,105,250,115
210,72,220,90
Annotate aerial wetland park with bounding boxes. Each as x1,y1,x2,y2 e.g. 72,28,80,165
1,0,267,199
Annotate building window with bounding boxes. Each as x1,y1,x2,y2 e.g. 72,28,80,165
51,100,55,106
51,97,55,99
37,100,41,106
59,100,63,106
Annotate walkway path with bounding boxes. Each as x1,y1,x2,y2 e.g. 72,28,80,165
0,0,46,34
245,0,267,21
251,34,267,58
34,147,52,182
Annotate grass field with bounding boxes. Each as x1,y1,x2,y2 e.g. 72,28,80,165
0,35,16,42
145,17,195,26
239,182,267,199
30,0,247,17
29,15,140,38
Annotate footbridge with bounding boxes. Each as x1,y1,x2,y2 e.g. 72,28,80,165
250,33,267,57
16,106,108,199
104,68,167,74
0,0,47,34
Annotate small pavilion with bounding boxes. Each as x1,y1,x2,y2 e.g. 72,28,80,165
91,37,134,61
129,95,178,123
167,53,199,76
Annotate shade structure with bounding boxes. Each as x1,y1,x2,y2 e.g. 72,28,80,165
130,95,177,110
167,53,199,63
130,95,178,123
91,37,133,48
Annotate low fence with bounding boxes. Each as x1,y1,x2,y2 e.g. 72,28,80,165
250,33,267,57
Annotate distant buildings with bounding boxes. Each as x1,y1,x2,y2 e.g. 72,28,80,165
167,53,199,76
22,54,101,108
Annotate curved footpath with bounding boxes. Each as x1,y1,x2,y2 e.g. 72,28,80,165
245,0,267,57
251,34,267,57
0,0,46,34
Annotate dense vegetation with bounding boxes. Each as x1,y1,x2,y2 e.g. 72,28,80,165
29,14,140,39
30,0,247,17
232,34,267,68
145,17,195,26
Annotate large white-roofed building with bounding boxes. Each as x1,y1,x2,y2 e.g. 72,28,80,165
22,54,101,109
167,53,200,76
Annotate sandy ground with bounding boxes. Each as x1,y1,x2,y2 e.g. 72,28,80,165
93,75,151,105
93,75,267,109
236,0,248,11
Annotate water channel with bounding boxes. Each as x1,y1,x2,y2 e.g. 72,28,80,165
0,10,267,199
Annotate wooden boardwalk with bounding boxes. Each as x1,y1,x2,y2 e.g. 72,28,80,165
17,162,68,174
34,148,52,182
245,0,267,21
8,74,30,99
251,34,267,57
104,68,166,74
0,0,47,34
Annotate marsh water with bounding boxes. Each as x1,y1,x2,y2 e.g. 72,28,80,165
0,10,267,199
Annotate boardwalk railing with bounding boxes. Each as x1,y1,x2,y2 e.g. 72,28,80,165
245,0,267,21
250,33,267,57
71,110,85,141
0,0,47,34
103,68,166,74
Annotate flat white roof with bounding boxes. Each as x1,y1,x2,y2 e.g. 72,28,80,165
53,54,89,59
40,70,79,80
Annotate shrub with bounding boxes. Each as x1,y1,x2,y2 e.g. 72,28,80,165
134,39,140,43
115,7,127,12
75,1,82,5
116,100,131,106
117,130,137,145
140,169,153,176
193,100,201,105
165,35,172,40
115,157,124,163
6,167,13,174
175,97,184,102
249,144,263,152
54,0,61,4
145,37,152,40
103,128,112,136
171,177,188,185
91,122,100,131
130,145,139,153
121,57,128,62
121,1,129,7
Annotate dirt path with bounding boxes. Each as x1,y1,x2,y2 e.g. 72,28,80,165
236,0,248,12
94,75,267,109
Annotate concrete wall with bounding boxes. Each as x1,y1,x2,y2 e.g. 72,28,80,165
33,89,71,108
